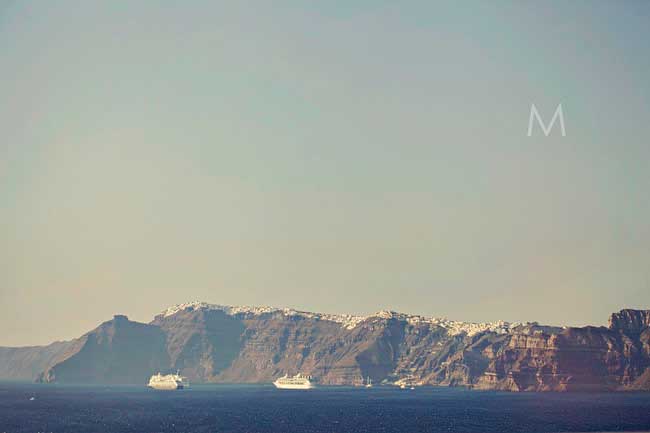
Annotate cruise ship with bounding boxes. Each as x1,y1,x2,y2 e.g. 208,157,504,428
273,373,315,389
147,372,187,390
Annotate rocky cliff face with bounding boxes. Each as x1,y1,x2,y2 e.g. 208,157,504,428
35,315,169,384
473,326,649,391
0,341,75,381
609,309,650,334
1,304,648,391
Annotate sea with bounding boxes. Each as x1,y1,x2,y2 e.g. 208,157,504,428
1,382,650,433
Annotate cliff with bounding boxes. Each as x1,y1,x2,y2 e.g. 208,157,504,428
0,340,75,381
1,304,648,391
35,315,169,384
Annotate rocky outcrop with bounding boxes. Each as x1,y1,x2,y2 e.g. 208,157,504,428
609,309,650,334
2,305,649,391
35,315,169,384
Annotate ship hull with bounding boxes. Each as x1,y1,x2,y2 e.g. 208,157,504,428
273,381,314,390
148,383,183,390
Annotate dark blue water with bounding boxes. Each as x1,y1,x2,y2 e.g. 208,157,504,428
1,383,650,433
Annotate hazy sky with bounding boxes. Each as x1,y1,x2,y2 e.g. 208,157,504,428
2,1,649,346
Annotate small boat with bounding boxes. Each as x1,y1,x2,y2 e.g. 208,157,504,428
365,377,373,388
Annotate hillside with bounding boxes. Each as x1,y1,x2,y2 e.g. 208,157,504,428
1,304,648,391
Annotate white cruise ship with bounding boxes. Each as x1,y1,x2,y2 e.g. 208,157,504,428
148,372,187,390
273,373,315,390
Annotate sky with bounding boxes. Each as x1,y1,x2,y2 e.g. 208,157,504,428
1,1,649,346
